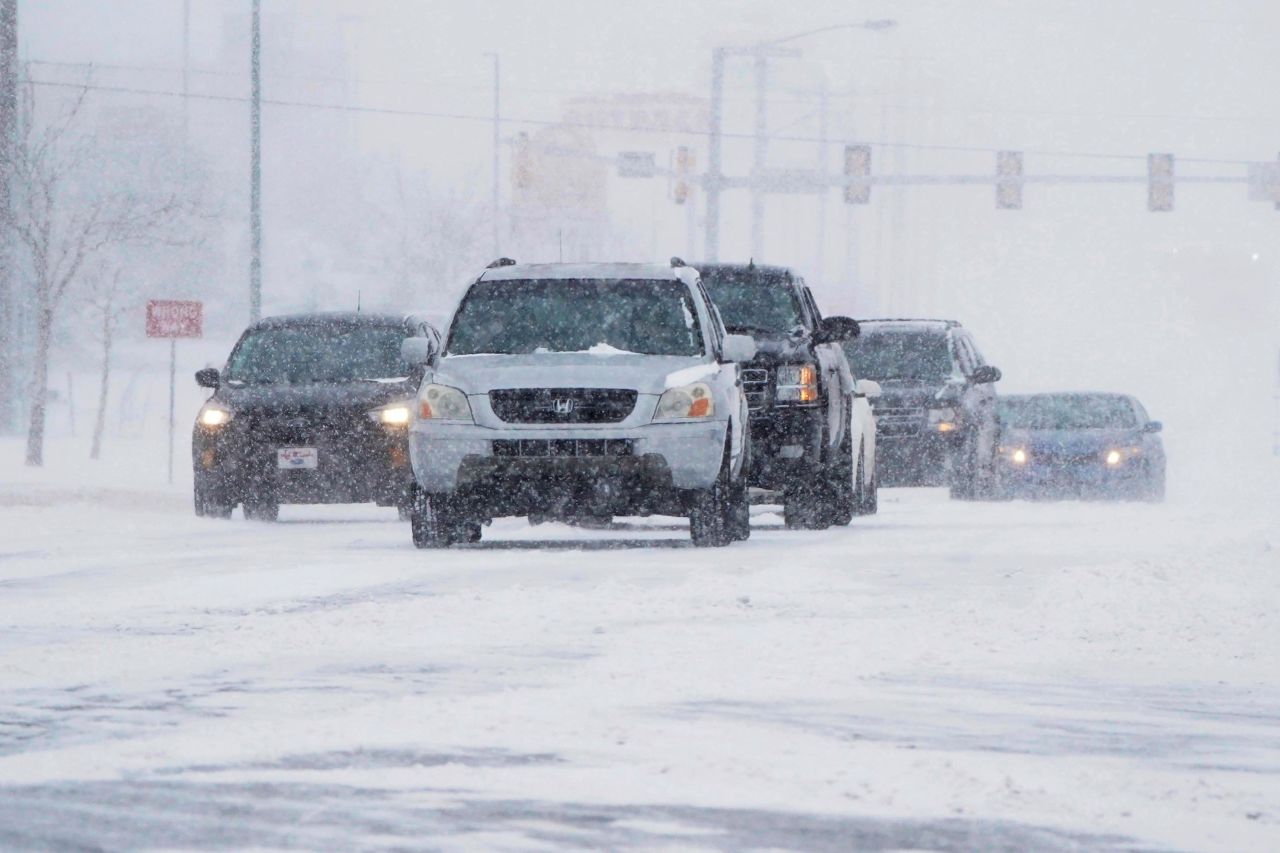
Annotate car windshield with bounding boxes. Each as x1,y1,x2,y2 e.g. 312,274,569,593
843,330,953,380
701,273,804,335
1000,396,1138,429
226,325,408,384
447,278,703,356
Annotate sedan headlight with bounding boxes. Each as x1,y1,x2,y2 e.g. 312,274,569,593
654,382,715,421
197,404,231,428
1104,446,1141,466
775,364,818,403
417,383,473,423
369,400,413,427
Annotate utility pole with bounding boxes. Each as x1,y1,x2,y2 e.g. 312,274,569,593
249,0,262,322
485,52,500,257
0,0,17,433
182,0,191,139
750,53,768,260
814,75,829,281
704,47,725,262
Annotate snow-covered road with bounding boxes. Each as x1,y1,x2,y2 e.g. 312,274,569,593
1,474,1278,850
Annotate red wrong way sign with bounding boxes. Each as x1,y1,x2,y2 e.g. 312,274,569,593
146,300,203,338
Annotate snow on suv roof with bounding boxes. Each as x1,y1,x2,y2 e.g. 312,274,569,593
478,262,694,284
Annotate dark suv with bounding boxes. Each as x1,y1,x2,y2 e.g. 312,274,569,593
843,319,1001,499
699,263,872,528
192,312,439,520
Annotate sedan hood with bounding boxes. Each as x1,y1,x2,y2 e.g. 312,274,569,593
432,353,712,396
214,380,414,414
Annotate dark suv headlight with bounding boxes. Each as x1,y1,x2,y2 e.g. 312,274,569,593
775,364,819,403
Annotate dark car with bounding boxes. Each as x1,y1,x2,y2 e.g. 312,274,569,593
192,312,440,520
698,262,876,529
995,393,1166,501
842,319,1001,498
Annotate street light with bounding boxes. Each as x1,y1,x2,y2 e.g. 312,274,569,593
705,20,897,261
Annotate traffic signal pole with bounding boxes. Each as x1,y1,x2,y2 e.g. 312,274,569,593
249,0,262,322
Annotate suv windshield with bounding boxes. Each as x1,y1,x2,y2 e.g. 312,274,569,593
1000,396,1137,430
843,330,953,380
226,325,408,384
447,278,703,356
701,273,804,335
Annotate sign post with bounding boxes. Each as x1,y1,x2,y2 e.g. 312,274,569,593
146,300,203,484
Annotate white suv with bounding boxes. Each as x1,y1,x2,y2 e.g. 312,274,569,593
402,259,757,547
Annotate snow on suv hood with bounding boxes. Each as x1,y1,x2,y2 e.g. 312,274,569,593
432,352,711,396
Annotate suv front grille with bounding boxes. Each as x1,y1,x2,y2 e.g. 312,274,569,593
492,439,634,458
874,406,925,437
489,388,637,424
740,368,772,411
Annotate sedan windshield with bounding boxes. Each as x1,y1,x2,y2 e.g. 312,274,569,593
226,325,408,384
999,395,1137,430
701,274,804,335
447,279,703,356
843,331,953,381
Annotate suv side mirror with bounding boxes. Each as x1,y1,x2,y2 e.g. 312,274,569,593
814,315,860,344
721,333,757,363
1143,420,1163,433
401,336,437,367
971,365,1001,384
855,379,881,399
195,368,220,389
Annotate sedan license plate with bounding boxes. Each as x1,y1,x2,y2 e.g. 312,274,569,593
277,447,318,470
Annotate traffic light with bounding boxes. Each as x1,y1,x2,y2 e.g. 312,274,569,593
843,144,871,204
673,146,694,204
1148,153,1174,212
996,151,1023,210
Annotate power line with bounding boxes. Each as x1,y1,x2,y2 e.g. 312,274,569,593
21,77,1267,167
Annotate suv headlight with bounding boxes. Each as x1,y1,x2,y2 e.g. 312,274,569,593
1104,446,1141,466
776,364,818,403
928,406,957,432
369,399,413,427
197,403,232,428
417,384,473,423
654,382,715,421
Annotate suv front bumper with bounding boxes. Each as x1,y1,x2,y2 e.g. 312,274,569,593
409,419,727,495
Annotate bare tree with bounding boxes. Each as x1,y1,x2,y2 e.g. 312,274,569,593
82,266,134,460
6,81,190,466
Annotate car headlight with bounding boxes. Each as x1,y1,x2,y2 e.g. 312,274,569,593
999,445,1028,465
1104,447,1141,466
417,383,473,423
369,400,413,427
775,364,818,403
654,382,715,421
197,404,231,428
928,406,957,432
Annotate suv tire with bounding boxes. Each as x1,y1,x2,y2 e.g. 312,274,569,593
411,487,458,549
827,428,857,526
949,432,994,501
194,477,234,519
691,454,740,547
784,484,830,530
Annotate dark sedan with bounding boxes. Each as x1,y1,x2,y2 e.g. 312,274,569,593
995,393,1166,501
192,312,439,520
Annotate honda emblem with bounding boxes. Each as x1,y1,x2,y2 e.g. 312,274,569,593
553,398,575,415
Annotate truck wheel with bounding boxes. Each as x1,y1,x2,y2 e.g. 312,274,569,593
411,487,457,549
853,450,879,517
784,485,830,530
826,430,856,527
